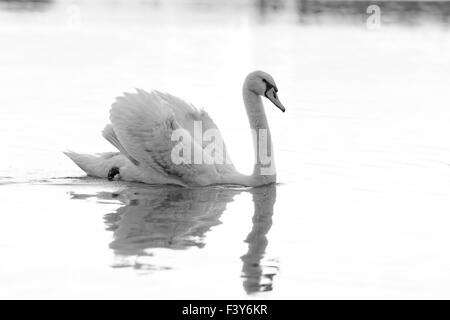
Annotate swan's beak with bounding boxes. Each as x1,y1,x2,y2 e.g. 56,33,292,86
266,88,285,112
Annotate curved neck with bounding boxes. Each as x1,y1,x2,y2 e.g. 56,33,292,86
242,87,276,185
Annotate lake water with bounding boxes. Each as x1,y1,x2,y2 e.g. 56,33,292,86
1,0,450,299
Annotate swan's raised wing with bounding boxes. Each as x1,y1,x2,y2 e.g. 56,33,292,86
110,89,221,185
102,124,139,166
154,90,235,168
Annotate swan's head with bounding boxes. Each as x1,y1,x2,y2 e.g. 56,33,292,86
245,70,285,112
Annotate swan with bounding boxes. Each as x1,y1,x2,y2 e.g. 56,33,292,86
65,70,285,187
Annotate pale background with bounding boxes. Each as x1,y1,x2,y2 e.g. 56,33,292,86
0,0,450,299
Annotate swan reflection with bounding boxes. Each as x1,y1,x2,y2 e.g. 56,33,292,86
70,183,277,294
241,184,278,293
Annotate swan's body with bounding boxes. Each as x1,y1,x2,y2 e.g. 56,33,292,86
65,71,285,187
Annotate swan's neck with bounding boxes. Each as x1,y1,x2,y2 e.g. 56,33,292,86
243,88,276,186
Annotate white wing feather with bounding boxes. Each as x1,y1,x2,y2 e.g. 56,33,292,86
102,124,139,166
110,89,227,186
154,90,236,173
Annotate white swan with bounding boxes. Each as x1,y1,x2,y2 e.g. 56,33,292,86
65,70,285,187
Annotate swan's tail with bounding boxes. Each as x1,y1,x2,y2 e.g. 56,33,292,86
64,151,122,178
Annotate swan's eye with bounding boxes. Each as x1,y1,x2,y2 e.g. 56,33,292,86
262,79,278,95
